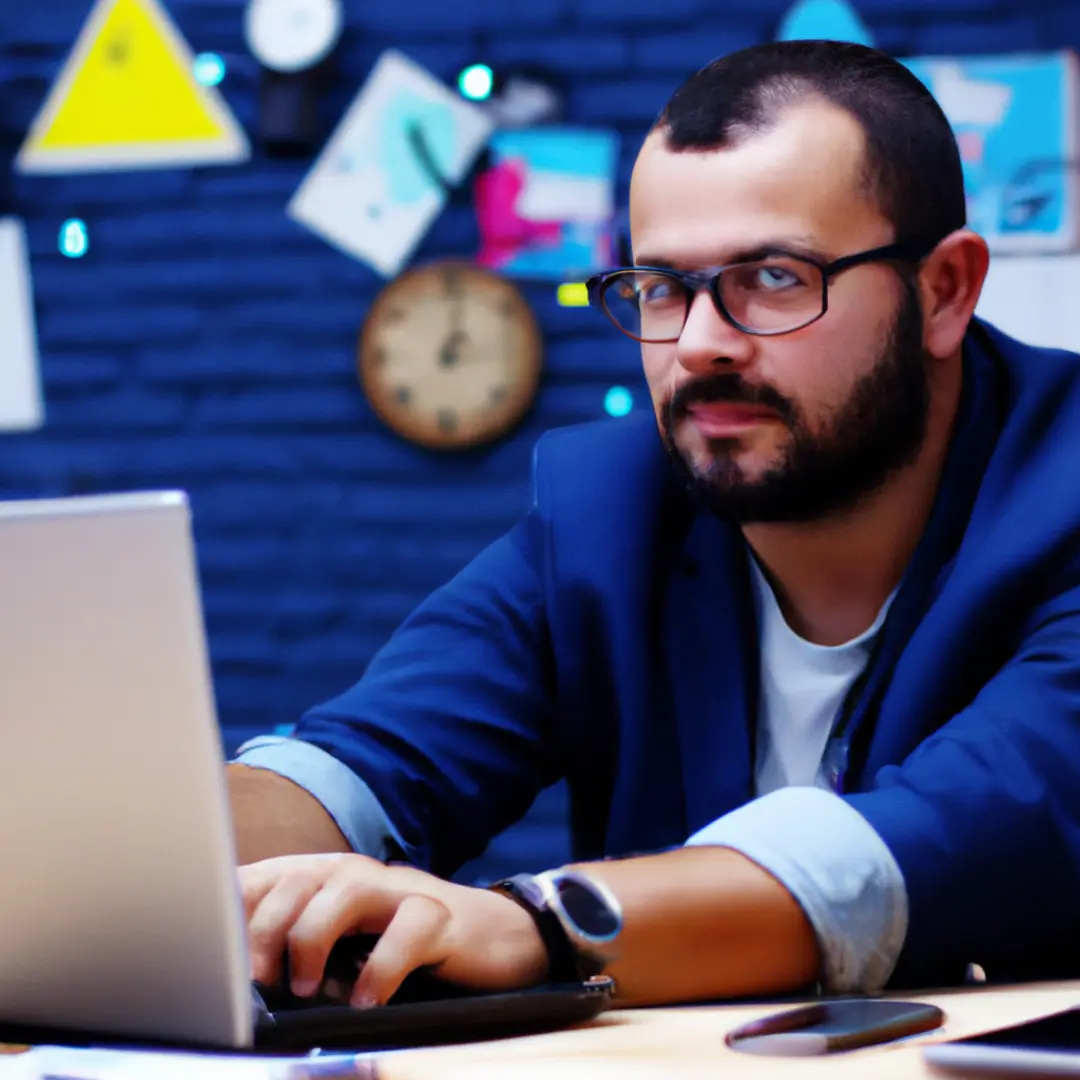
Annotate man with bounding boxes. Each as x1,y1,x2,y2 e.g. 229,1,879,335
231,40,1080,1008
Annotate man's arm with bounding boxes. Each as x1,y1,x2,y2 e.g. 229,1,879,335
237,845,819,1007
227,764,351,865
570,846,820,1005
227,515,557,876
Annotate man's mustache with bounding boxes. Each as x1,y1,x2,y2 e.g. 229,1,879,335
668,375,796,425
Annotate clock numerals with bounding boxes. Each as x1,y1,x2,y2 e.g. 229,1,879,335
394,386,412,405
437,409,459,433
489,385,507,404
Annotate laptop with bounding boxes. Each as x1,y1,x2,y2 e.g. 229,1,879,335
0,491,611,1052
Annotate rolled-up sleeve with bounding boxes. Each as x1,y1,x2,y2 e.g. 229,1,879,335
232,735,403,860
684,785,908,993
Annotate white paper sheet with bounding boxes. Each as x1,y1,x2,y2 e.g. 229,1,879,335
287,50,493,277
0,216,44,432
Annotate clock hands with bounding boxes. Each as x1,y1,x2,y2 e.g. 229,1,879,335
439,268,471,368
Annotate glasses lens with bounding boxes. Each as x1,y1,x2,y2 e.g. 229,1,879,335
718,258,825,333
601,271,688,342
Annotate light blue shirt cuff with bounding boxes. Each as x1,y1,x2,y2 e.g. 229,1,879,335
232,736,400,860
685,786,908,993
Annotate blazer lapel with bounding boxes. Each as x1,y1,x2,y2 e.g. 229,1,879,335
662,510,758,838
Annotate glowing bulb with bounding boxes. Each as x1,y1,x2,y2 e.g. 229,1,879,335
59,218,89,258
459,63,494,101
193,52,225,86
604,386,633,417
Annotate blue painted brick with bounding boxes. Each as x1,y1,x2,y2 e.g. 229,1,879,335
38,304,204,346
633,27,763,71
548,334,645,378
356,0,568,34
140,342,352,384
915,16,1045,55
570,76,680,125
488,35,631,72
857,0,1013,11
42,353,125,387
13,171,192,210
192,386,365,428
46,390,188,431
575,0,698,22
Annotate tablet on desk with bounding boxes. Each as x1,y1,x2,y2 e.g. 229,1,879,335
924,1006,1080,1076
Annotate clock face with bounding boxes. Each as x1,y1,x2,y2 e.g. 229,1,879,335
244,0,343,73
358,262,543,450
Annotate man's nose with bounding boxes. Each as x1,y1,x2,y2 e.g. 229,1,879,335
675,290,755,375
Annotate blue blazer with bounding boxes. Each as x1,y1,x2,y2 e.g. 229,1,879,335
298,318,1080,987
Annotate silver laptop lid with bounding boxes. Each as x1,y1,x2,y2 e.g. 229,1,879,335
0,491,252,1048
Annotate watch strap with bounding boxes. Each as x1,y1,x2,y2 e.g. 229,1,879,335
489,873,589,983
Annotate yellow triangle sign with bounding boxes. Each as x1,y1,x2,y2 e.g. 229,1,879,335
16,0,249,174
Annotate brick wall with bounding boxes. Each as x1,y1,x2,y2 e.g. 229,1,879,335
2,0,1078,881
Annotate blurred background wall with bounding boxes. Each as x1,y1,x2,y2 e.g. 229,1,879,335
2,0,1079,882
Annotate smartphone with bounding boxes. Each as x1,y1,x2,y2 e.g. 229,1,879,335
726,998,945,1055
923,1007,1080,1076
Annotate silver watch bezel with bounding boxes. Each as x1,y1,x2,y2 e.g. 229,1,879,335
533,868,623,963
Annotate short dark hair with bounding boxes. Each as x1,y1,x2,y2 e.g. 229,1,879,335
655,40,966,248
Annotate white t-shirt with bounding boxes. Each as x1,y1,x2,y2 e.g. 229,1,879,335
749,557,896,797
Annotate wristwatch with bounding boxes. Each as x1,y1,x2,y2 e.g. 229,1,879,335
490,869,623,983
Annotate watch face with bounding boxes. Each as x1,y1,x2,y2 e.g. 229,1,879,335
554,875,622,942
244,0,343,73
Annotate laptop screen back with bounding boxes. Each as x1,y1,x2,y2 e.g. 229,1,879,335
0,491,252,1048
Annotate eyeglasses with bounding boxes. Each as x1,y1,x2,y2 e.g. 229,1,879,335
585,240,932,343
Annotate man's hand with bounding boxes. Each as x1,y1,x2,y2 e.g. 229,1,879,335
240,854,548,1007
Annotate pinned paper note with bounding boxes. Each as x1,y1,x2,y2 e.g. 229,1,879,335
287,50,494,277
904,53,1079,252
15,0,249,174
776,0,875,46
0,217,44,432
475,127,618,280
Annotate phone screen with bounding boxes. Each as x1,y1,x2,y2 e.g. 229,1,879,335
727,999,944,1055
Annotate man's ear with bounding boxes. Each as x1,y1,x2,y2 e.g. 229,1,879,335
917,229,990,360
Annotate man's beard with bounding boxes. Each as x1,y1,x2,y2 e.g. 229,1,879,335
661,289,931,524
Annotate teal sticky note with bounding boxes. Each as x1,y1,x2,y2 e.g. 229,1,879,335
776,0,875,47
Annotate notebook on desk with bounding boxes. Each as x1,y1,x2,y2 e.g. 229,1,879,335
0,491,611,1053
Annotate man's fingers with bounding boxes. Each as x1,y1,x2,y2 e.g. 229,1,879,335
247,874,326,987
285,873,399,994
350,894,451,1007
238,855,338,921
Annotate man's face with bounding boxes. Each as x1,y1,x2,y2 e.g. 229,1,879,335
628,99,931,524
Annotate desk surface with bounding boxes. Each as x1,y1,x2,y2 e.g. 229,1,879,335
369,981,1080,1080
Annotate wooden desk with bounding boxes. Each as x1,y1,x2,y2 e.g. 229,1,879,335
370,982,1080,1080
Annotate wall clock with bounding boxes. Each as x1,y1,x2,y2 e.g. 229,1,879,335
358,261,543,450
243,0,343,73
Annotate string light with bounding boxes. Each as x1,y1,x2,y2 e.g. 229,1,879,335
59,218,89,258
458,63,494,101
193,52,226,86
604,386,634,417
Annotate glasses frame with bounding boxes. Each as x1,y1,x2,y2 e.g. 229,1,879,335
586,240,933,343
